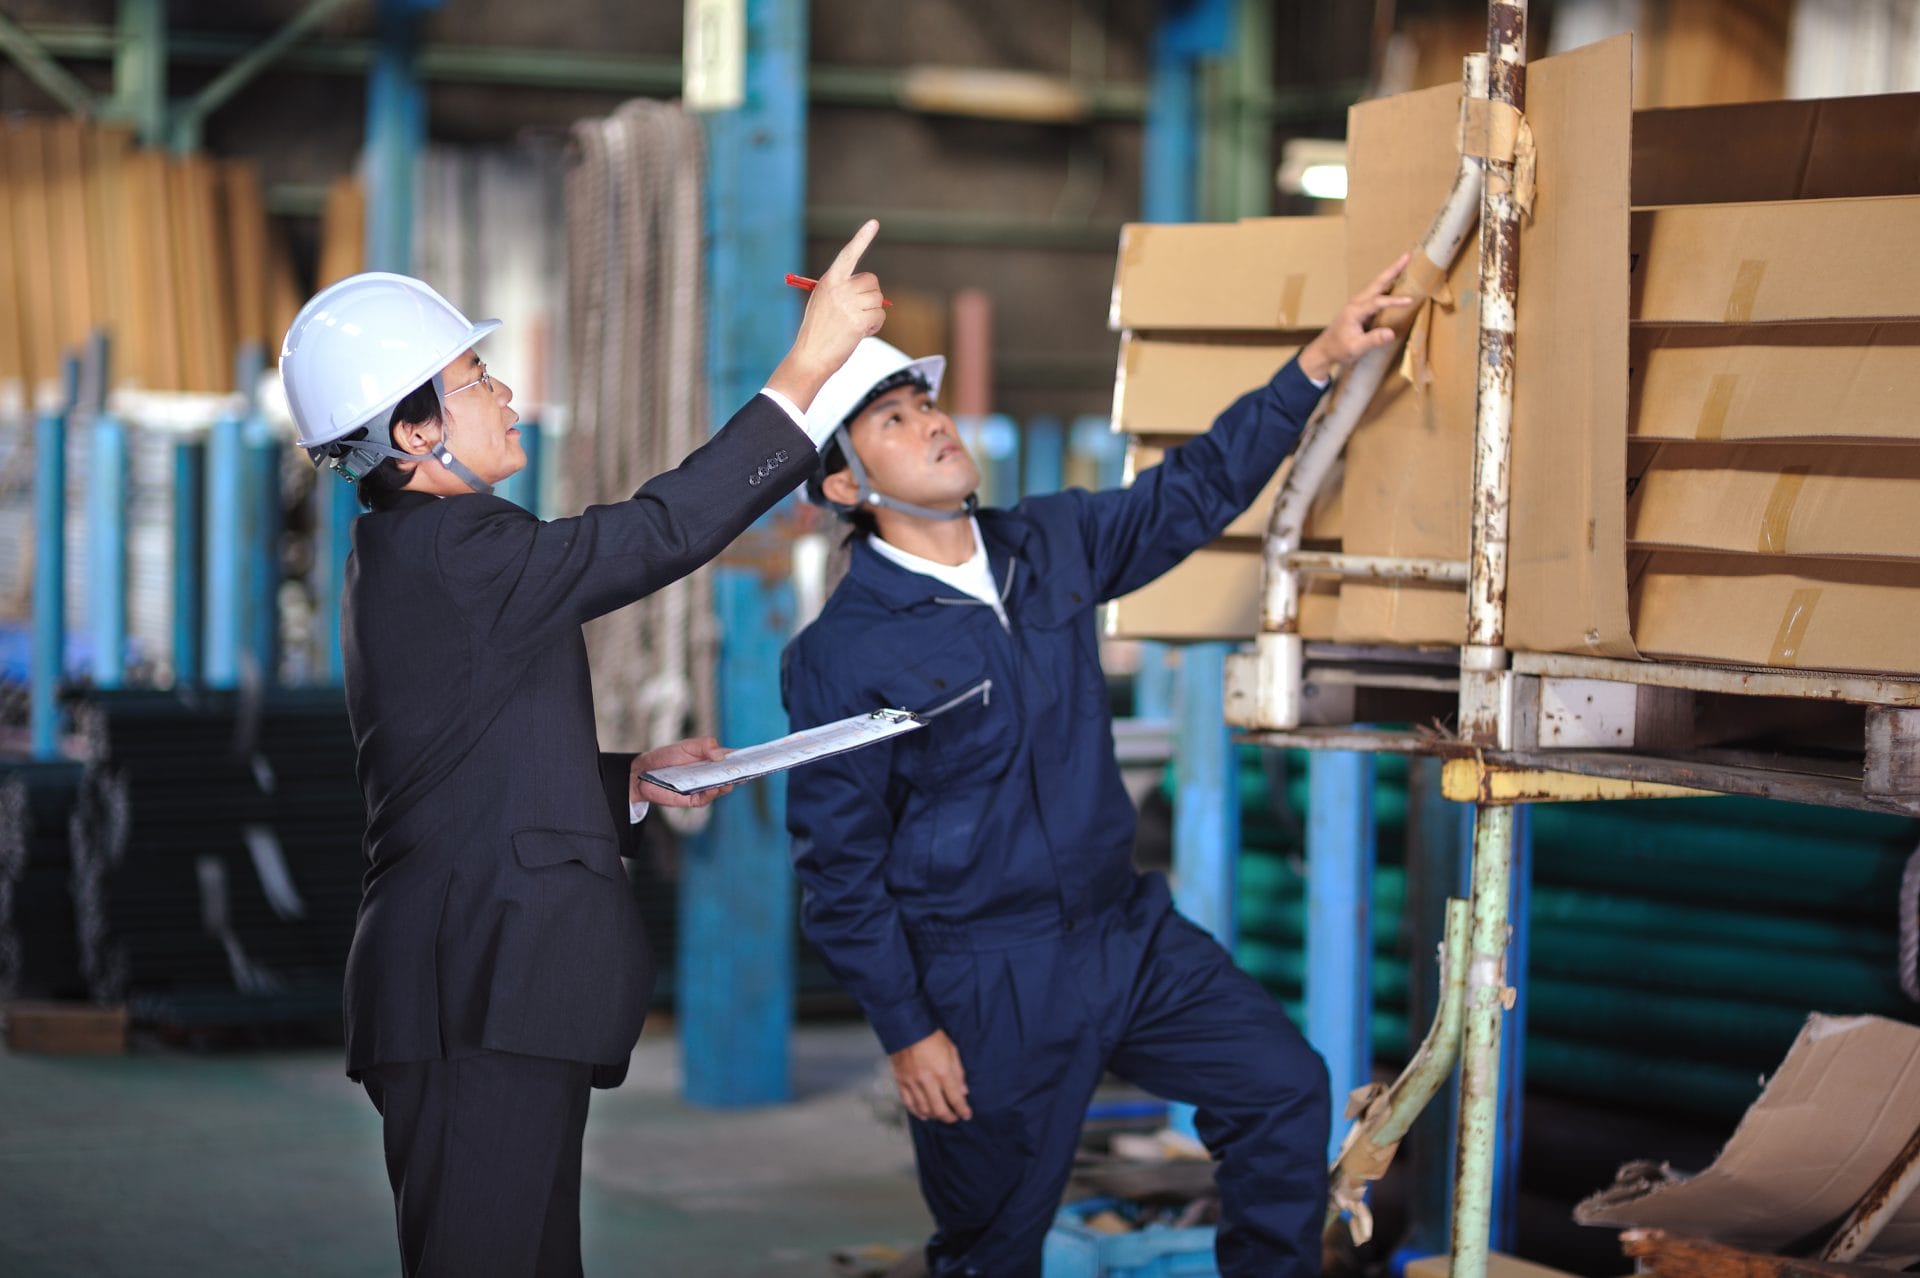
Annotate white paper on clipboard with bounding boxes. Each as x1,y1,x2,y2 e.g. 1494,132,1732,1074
639,678,992,796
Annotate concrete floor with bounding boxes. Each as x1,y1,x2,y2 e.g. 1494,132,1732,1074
0,1021,931,1278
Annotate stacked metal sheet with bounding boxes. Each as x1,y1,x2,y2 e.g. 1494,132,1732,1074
67,688,364,1029
0,759,88,1003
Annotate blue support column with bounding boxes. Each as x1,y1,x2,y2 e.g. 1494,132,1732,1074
682,0,806,1108
1167,642,1238,1138
324,0,433,681
204,416,246,689
1021,415,1064,498
87,413,129,688
1306,750,1376,1161
30,362,77,758
171,439,204,686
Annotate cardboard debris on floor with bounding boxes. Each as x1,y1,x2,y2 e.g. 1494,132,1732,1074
1405,1251,1583,1278
1575,1013,1920,1270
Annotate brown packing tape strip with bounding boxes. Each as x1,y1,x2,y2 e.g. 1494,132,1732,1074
1278,273,1306,328
1725,259,1766,323
1401,249,1452,307
1696,373,1736,441
1400,292,1436,391
1513,117,1538,219
1458,98,1523,162
1769,587,1821,667
1758,466,1810,554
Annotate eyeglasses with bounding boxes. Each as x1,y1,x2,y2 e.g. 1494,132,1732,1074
442,362,495,400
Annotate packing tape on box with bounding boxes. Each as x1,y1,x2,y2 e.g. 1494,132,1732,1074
1769,586,1822,667
1725,259,1767,323
1696,373,1737,440
1759,465,1811,554
1458,98,1523,162
1278,273,1307,328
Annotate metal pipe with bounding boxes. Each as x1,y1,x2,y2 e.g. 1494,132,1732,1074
1451,800,1516,1278
1823,1121,1920,1262
1461,0,1529,743
1285,552,1470,584
1326,896,1470,1240
1236,52,1490,732
170,439,203,686
204,415,244,689
30,361,77,759
171,0,356,150
87,412,129,688
109,0,166,145
0,10,97,115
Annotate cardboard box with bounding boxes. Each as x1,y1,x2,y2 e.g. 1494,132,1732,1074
1631,196,1920,326
1631,323,1920,442
1106,544,1339,642
1125,442,1341,541
1576,1013,1920,1266
1633,92,1920,206
1114,334,1308,436
1628,443,1920,559
1631,553,1920,674
1109,217,1345,332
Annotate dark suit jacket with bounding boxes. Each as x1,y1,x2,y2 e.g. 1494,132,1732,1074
339,393,809,1086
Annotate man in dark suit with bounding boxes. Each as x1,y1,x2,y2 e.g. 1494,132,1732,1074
278,221,888,1277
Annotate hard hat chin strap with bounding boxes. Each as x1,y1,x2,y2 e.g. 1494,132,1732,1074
832,425,975,523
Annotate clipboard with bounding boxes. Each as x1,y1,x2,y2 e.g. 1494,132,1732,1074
638,678,992,796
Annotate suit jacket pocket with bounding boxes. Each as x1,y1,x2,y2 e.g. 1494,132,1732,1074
512,827,622,880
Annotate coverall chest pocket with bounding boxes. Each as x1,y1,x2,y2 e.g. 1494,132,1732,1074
888,655,1014,792
1019,580,1109,720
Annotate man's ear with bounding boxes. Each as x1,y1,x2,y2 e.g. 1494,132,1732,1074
391,418,442,458
820,467,861,508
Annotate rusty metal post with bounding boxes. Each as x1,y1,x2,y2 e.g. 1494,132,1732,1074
1823,1120,1920,1262
1460,0,1528,745
1451,799,1515,1278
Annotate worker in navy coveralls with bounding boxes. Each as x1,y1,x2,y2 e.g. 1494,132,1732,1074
280,222,889,1278
782,255,1415,1277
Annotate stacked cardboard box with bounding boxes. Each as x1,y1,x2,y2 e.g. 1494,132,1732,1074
0,116,307,403
1514,69,1920,675
1113,33,1920,678
1104,216,1346,641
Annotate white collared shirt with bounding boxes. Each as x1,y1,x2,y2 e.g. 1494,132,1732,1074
869,516,1008,629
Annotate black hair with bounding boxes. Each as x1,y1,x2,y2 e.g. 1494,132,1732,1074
353,381,443,511
808,369,929,537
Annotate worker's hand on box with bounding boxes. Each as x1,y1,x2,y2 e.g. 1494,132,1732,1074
1299,251,1414,382
631,737,734,809
890,1029,972,1124
778,219,888,392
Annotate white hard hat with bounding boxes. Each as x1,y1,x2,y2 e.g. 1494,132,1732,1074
280,271,501,450
803,337,945,442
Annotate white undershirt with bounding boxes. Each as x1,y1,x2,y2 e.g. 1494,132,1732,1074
869,516,1008,628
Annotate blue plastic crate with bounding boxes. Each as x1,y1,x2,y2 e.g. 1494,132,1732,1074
1041,1197,1219,1278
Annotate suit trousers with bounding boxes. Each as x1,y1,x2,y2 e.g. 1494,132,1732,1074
361,1051,595,1278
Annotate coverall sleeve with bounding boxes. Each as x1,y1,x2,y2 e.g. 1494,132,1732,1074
433,394,812,656
1065,357,1328,603
782,644,940,1055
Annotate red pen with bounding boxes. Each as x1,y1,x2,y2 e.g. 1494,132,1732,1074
786,273,892,307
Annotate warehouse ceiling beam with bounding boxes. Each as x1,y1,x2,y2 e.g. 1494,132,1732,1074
19,21,1360,124
168,0,357,153
0,10,99,117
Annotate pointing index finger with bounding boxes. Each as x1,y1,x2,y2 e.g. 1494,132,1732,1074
821,218,880,282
